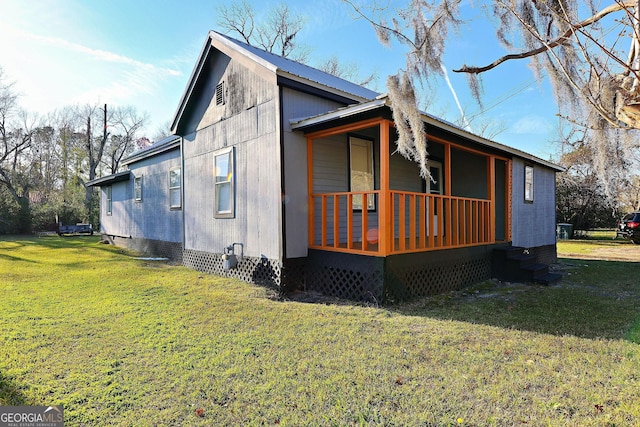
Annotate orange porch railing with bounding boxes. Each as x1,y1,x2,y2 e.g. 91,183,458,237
309,190,493,256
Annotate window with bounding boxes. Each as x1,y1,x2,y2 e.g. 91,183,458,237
216,82,225,106
134,176,143,202
169,168,181,209
524,165,534,202
214,147,235,218
106,186,112,215
349,136,375,210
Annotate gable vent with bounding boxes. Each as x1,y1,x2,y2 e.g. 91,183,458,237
216,82,225,106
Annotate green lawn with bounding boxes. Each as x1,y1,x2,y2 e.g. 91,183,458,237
1,236,640,426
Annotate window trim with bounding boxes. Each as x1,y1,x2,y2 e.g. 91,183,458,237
349,135,376,211
134,175,143,202
524,165,534,203
214,146,235,218
169,167,182,210
106,186,112,216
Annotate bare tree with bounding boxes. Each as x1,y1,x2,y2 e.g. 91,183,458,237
218,0,309,62
0,68,147,230
66,103,146,215
344,0,640,185
0,68,38,231
152,120,172,142
30,125,59,203
317,55,378,87
217,0,255,44
103,106,148,174
75,103,109,211
50,107,87,223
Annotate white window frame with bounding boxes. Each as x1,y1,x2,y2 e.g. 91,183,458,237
169,168,181,209
134,176,143,202
524,165,534,202
349,136,375,211
214,146,235,218
106,186,112,215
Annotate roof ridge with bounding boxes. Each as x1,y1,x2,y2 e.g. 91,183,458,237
209,30,380,101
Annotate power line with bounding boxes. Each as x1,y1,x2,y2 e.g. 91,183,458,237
465,78,539,122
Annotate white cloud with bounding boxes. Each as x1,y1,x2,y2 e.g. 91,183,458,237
510,114,553,135
0,21,183,134
13,28,181,78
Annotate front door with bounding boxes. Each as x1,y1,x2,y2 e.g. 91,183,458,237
427,160,443,235
428,160,443,195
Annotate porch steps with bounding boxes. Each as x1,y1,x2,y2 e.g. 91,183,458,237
492,246,562,285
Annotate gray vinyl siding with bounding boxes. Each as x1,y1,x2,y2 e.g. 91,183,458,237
127,149,182,243
389,147,423,238
180,49,275,135
100,181,130,237
511,158,557,248
281,88,346,258
180,49,282,260
495,159,507,241
182,100,281,260
311,135,349,244
450,148,488,199
389,149,422,191
99,149,182,242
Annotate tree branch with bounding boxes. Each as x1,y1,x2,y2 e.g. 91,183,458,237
454,1,637,74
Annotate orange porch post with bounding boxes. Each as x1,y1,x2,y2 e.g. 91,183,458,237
378,121,392,255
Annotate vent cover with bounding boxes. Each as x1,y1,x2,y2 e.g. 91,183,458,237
215,82,225,106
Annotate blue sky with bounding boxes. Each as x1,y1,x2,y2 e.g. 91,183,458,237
0,0,560,159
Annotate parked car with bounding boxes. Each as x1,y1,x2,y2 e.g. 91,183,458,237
617,212,640,243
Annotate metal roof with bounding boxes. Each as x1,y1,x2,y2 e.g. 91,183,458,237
122,135,180,166
171,31,380,133
212,31,380,101
86,170,131,188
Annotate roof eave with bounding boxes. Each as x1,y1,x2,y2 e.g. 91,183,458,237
86,171,131,188
278,71,374,104
292,98,564,172
170,32,219,134
290,97,389,130
122,136,181,166
421,115,565,172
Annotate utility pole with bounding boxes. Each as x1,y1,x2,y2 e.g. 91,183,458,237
86,115,91,162
103,103,107,144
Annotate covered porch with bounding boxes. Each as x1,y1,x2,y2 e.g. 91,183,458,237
302,116,512,257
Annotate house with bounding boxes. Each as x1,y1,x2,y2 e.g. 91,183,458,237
88,30,563,303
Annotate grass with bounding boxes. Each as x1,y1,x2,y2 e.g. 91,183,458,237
557,234,640,259
1,236,640,426
571,229,617,240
